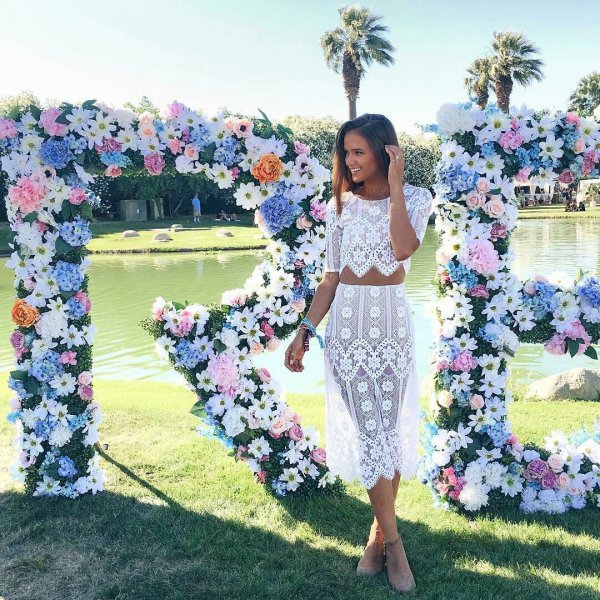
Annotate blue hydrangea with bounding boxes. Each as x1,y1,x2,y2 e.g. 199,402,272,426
58,456,78,478
53,260,84,292
59,216,92,247
7,377,32,399
68,412,89,432
487,422,509,447
66,296,86,319
39,138,75,169
189,125,212,151
29,350,63,383
481,143,496,158
69,136,88,155
576,276,600,307
174,339,203,369
214,136,240,167
447,260,477,288
99,151,131,167
259,191,302,236
272,480,288,496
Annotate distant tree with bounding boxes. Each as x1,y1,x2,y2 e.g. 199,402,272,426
464,56,493,109
489,30,544,112
321,5,395,119
0,90,41,120
569,72,600,117
123,95,161,118
282,115,342,170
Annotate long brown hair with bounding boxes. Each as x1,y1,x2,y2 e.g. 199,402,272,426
331,113,399,216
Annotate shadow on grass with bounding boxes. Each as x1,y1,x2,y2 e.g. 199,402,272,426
1,451,599,600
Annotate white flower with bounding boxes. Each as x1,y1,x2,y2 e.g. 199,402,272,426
539,134,564,160
436,103,476,136
279,467,304,491
500,472,524,497
50,373,77,396
23,432,44,456
478,153,505,179
247,435,272,458
221,405,246,437
458,482,489,511
210,163,234,189
34,476,61,497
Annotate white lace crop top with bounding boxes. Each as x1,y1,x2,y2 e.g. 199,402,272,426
324,184,433,277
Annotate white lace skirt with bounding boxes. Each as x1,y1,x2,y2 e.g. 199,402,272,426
324,282,419,490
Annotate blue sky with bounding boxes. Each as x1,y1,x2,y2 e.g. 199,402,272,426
1,0,599,132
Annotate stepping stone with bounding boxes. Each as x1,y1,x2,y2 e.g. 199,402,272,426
122,230,139,238
527,367,600,401
216,229,234,238
153,233,173,242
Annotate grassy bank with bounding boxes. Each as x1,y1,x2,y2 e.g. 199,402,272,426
1,375,599,600
517,204,600,219
0,216,268,256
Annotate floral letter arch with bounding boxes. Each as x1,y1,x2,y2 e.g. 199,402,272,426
421,103,600,514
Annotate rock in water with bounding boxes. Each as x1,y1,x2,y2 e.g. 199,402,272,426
526,367,600,401
153,233,173,242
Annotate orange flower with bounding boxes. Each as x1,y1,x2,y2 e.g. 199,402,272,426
11,299,39,327
251,153,284,184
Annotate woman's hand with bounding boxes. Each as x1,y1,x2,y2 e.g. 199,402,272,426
385,145,405,188
284,330,306,372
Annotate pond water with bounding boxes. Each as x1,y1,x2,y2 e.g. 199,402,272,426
1,218,599,396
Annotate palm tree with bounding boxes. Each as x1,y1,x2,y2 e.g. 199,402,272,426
321,5,395,120
489,30,544,113
569,72,600,117
464,56,493,109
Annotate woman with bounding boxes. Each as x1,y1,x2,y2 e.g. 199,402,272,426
284,114,433,593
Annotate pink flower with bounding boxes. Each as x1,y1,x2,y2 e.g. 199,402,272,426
269,417,287,438
0,118,18,139
464,239,499,275
69,188,87,206
60,351,77,365
221,288,248,307
515,167,532,183
524,458,549,481
294,140,310,155
310,447,327,465
482,196,506,218
468,284,489,299
8,175,46,214
499,130,524,152
138,123,156,138
249,341,264,355
465,190,485,209
168,138,184,154
295,154,310,173
309,199,327,222
523,281,537,296
78,384,94,400
74,291,92,313
547,454,565,473
564,320,591,354
295,214,312,230
173,314,195,337
206,353,240,397
78,371,92,385
573,138,586,154
470,394,485,410
490,223,507,241
39,107,68,136
476,178,491,193
9,395,21,411
260,321,274,340
435,359,449,371
565,112,581,128
257,367,271,383
450,351,477,372
231,167,240,181
96,138,122,153
266,337,281,352
256,470,267,483
36,220,49,233
184,145,199,161
282,407,299,425
104,165,122,178
440,272,451,286
236,444,249,460
558,169,574,185
288,425,304,441
289,298,306,313
144,153,166,176
506,433,519,446
10,331,26,351
165,101,185,119
541,471,558,489
544,334,566,356
557,473,570,489
233,119,253,138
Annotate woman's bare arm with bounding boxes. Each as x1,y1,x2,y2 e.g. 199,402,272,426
302,271,340,329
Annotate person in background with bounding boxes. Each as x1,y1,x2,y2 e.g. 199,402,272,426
578,200,586,211
191,193,202,223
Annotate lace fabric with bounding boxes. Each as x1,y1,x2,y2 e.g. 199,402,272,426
324,184,433,277
324,283,419,489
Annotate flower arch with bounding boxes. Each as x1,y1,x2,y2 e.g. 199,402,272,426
1,100,340,497
422,103,600,514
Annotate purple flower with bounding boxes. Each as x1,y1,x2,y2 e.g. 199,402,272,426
524,458,549,481
541,471,558,489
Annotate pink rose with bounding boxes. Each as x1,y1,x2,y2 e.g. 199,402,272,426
294,141,310,155
256,470,267,483
78,371,92,385
515,167,532,183
296,214,312,230
39,107,68,136
138,124,156,139
289,298,306,312
436,359,449,371
310,447,327,465
259,321,274,340
78,384,94,401
557,472,570,489
257,367,271,383
573,138,585,154
0,118,18,139
144,153,166,176
282,407,299,425
476,178,491,193
221,288,248,307
523,281,537,296
490,223,507,241
168,138,184,154
269,416,287,438
465,190,485,209
565,112,581,128
558,169,574,185
104,165,122,178
10,331,26,351
547,454,565,473
309,199,327,222
564,320,591,355
249,341,264,355
69,188,87,206
60,351,77,365
266,337,281,352
470,394,485,410
9,395,21,411
184,145,199,161
288,425,304,441
506,433,519,446
483,196,505,218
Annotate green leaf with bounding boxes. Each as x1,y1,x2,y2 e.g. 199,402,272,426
82,99,98,111
190,398,207,418
55,110,69,125
566,338,579,357
76,153,86,166
584,345,598,360
77,202,93,220
60,201,72,221
23,212,38,223
213,339,227,353
257,108,272,125
55,237,74,256
490,187,501,196
172,301,185,310
9,370,28,381
27,104,41,120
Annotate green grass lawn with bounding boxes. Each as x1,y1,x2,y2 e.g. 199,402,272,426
517,204,600,219
1,374,599,600
0,216,267,256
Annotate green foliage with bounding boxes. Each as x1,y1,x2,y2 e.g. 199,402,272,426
569,72,600,118
0,90,41,120
123,95,161,118
397,132,441,189
282,115,341,170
